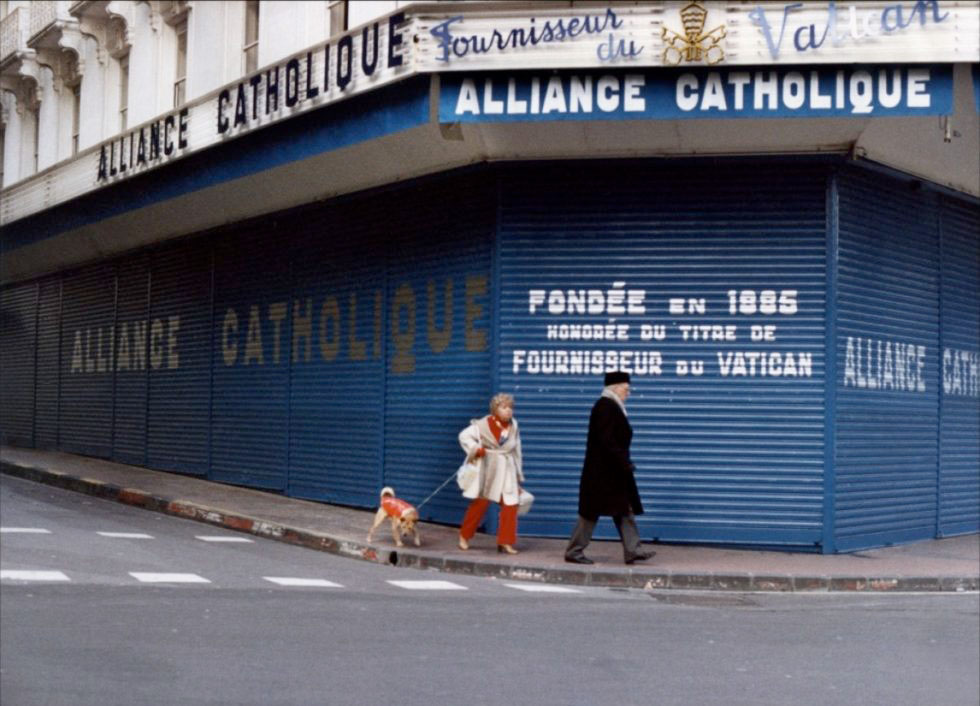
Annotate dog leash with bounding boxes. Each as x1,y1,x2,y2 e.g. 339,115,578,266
414,470,461,511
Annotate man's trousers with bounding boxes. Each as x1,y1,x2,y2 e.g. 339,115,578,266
565,513,642,562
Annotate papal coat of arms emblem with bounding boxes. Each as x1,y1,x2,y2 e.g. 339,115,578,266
662,1,727,65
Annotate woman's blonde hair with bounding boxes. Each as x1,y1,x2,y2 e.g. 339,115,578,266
489,393,515,414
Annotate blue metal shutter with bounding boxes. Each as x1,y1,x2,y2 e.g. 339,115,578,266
146,242,211,476
34,277,61,449
498,160,827,546
210,226,290,490
287,200,385,507
938,197,980,536
58,265,116,458
383,179,494,524
112,254,149,466
0,282,37,446
834,169,940,551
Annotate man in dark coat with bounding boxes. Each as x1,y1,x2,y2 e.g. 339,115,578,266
565,371,654,565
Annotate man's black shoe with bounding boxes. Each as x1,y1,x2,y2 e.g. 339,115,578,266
565,555,594,565
624,550,655,565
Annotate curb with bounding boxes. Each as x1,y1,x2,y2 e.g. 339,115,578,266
1,461,391,565
3,461,978,594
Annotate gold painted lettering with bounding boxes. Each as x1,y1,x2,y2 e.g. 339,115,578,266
150,319,165,369
348,293,367,361
319,296,341,362
464,274,488,352
96,328,106,372
268,302,287,365
85,329,95,373
391,283,416,374
117,322,131,371
167,316,180,370
427,278,453,353
132,321,147,370
222,309,239,366
71,331,84,373
292,297,313,363
107,325,115,372
243,305,264,365
373,289,383,360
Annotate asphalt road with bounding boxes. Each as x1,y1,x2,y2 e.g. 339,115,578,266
2,473,978,706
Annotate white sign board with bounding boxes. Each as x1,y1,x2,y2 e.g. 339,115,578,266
412,1,980,69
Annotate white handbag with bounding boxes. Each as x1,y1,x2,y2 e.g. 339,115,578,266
517,488,534,516
456,461,480,499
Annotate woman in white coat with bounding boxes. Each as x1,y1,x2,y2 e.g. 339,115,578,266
457,393,524,554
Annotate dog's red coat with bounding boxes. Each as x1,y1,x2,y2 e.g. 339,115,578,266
382,495,414,518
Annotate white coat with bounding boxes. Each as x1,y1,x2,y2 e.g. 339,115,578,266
458,416,524,505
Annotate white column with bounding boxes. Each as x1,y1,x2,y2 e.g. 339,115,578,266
76,35,105,151
184,0,231,100
36,66,59,171
55,74,73,162
156,17,177,110
127,0,158,125
348,1,398,28
1,91,24,186
260,1,329,67
20,97,37,178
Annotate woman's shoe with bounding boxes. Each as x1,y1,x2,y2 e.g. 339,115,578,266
497,544,518,555
458,535,469,551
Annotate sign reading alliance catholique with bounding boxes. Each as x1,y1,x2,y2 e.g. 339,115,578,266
94,11,410,185
8,1,972,224
439,65,954,122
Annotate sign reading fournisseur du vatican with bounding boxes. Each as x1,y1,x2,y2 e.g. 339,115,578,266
414,1,978,70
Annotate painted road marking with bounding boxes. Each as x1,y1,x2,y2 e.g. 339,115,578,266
387,580,467,591
0,527,52,534
129,572,211,583
1,570,70,581
504,583,582,593
97,532,154,539
262,577,344,588
195,536,254,543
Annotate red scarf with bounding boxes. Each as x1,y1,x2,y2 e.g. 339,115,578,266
487,414,510,443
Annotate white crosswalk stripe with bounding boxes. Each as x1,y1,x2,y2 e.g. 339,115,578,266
129,572,211,583
0,518,596,594
504,583,582,593
262,577,344,588
0,565,597,594
387,580,467,590
1,570,70,581
0,568,594,592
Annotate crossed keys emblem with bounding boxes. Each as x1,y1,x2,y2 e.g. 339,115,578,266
661,1,727,65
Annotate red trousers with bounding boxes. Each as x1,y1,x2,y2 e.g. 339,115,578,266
460,498,518,546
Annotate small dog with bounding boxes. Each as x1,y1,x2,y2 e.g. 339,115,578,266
367,487,421,547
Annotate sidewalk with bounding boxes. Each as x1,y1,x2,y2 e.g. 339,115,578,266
2,446,977,593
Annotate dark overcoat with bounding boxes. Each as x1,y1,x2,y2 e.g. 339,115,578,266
577,396,644,521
